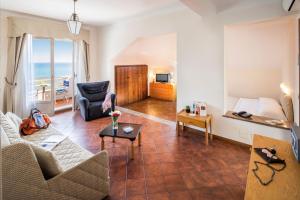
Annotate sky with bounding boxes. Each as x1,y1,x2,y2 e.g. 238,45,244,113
32,38,73,63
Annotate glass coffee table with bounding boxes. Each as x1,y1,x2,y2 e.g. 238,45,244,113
99,123,142,159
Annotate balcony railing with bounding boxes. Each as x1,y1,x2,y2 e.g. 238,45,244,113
34,76,73,108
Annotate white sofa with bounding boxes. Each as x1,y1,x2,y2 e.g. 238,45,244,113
0,111,110,200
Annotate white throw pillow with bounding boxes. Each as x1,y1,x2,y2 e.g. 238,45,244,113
1,126,10,148
258,97,287,120
30,144,63,179
5,112,22,132
0,111,22,143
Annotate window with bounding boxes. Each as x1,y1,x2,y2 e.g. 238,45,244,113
31,37,73,110
32,38,52,102
54,39,73,110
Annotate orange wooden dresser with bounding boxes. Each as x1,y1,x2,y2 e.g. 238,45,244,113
149,82,176,101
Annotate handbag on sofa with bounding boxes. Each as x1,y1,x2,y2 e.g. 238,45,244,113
20,108,51,135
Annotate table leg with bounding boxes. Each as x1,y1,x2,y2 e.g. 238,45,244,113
101,137,105,150
176,121,180,136
42,87,46,101
210,119,213,141
113,137,115,143
182,123,185,132
138,133,142,146
205,121,209,145
131,141,134,160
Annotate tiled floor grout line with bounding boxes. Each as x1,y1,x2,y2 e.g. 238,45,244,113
118,105,181,199
124,145,129,200
117,106,176,127
140,145,149,200
52,111,250,199
154,143,171,198
118,106,176,199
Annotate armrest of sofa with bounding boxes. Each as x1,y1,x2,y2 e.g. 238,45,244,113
2,143,47,188
78,96,90,120
111,93,116,111
78,96,90,108
48,150,110,200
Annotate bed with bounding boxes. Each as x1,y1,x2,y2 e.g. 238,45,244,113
233,94,294,122
223,94,293,144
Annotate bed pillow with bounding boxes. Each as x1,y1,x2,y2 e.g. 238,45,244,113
280,94,294,122
0,111,22,143
258,97,287,121
1,126,10,148
233,98,259,115
5,112,22,132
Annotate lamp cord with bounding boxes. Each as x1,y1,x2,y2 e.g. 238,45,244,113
252,161,286,186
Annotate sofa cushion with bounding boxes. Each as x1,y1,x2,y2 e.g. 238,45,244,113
22,125,65,146
1,126,10,148
87,101,110,119
2,112,93,173
20,124,92,171
88,101,104,110
30,144,63,179
5,112,22,131
78,81,109,102
84,85,104,94
0,111,22,144
51,138,93,171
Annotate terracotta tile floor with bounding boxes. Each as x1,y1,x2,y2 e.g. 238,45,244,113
52,111,250,200
55,98,72,109
123,98,177,121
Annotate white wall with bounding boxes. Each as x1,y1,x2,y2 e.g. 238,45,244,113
97,1,297,144
225,17,297,101
113,33,177,91
0,10,100,112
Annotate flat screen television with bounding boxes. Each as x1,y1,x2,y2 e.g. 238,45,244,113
156,74,169,83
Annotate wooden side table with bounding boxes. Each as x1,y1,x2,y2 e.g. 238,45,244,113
176,109,212,145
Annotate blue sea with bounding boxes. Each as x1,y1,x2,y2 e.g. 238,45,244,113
34,63,72,79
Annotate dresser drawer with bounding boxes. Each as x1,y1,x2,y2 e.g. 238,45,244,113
177,115,206,128
149,82,176,101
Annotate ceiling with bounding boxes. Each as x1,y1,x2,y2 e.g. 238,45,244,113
180,0,282,16
0,0,181,25
0,0,282,26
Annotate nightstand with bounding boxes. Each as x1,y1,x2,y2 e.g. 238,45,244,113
176,109,212,145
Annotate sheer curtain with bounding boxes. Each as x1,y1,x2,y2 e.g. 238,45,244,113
14,34,36,118
73,40,90,109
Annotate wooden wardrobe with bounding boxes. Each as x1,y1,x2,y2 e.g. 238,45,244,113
115,65,148,106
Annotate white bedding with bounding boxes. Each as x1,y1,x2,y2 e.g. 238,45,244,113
233,97,287,121
233,98,259,115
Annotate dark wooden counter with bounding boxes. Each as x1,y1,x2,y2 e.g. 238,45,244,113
223,111,291,130
245,135,300,200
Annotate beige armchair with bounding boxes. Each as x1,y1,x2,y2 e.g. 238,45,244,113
2,143,110,200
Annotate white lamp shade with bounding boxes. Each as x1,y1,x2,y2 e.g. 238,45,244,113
67,20,81,35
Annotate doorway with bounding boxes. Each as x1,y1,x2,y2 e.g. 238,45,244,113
32,37,74,115
113,33,177,121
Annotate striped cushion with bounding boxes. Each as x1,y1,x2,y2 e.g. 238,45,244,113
0,111,22,144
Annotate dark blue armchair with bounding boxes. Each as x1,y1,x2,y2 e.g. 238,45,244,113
77,81,116,121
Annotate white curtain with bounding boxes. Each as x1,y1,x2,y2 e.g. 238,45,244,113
73,40,90,109
14,34,36,118
4,34,27,113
